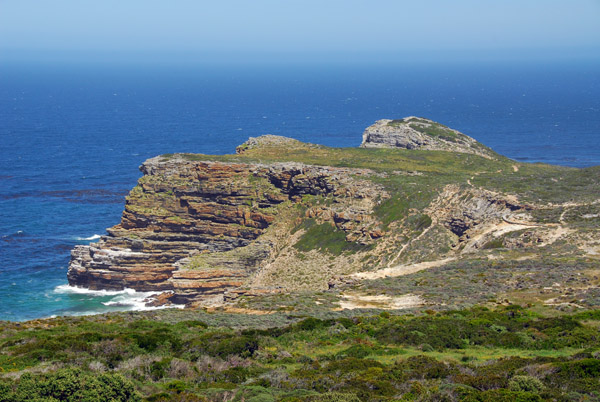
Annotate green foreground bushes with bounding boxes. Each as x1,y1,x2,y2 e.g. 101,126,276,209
0,306,599,401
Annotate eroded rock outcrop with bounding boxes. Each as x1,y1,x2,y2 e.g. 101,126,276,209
361,117,496,159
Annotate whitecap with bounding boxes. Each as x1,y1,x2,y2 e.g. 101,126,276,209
53,285,185,313
3,230,24,239
54,284,137,296
103,292,185,311
75,234,102,241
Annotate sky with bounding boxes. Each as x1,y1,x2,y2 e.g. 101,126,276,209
1,0,599,65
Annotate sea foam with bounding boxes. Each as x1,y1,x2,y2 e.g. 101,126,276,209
53,285,185,315
75,234,102,241
54,284,137,296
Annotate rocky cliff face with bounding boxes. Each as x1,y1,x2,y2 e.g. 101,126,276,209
361,117,496,159
67,151,384,305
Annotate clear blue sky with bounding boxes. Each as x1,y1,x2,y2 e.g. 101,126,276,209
1,0,599,64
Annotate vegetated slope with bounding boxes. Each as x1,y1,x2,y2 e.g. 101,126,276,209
1,306,599,401
67,119,600,314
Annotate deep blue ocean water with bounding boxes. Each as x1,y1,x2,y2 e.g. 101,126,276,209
1,62,599,321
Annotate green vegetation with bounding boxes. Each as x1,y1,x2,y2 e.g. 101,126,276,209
176,144,506,175
471,164,600,204
409,122,460,143
293,219,372,256
0,306,598,401
0,369,141,401
387,117,433,127
483,238,505,249
388,119,407,127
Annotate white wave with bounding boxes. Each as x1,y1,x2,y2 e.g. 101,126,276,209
2,230,24,238
54,284,139,296
75,234,102,241
53,284,185,312
102,293,185,311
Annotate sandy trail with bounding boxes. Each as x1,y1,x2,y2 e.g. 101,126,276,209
339,293,424,310
351,257,456,280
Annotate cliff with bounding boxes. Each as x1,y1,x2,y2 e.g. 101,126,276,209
68,139,385,305
67,119,600,310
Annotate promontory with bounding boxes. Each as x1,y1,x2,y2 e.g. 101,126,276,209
67,117,600,312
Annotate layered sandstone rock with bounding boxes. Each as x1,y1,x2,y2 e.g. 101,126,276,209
67,153,383,304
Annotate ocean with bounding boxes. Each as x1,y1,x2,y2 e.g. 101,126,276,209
1,62,599,321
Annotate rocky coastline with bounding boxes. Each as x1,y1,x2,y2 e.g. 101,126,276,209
67,118,600,309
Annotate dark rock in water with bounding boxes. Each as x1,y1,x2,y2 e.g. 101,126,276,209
144,291,175,307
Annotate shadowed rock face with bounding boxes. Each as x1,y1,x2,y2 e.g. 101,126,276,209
361,117,497,159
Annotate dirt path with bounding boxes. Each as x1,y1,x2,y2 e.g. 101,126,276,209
388,224,435,266
461,221,537,253
338,293,424,310
351,257,457,280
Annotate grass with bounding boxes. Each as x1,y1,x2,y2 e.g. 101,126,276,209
409,122,460,143
293,219,373,256
388,118,407,127
472,164,600,204
175,145,506,175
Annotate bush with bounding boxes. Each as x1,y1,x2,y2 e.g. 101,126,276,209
213,335,259,358
296,318,328,331
560,358,600,378
335,345,370,359
10,369,140,402
421,343,434,352
460,388,542,402
398,355,453,380
307,392,361,402
150,358,172,380
130,328,181,352
508,376,544,393
187,333,260,358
